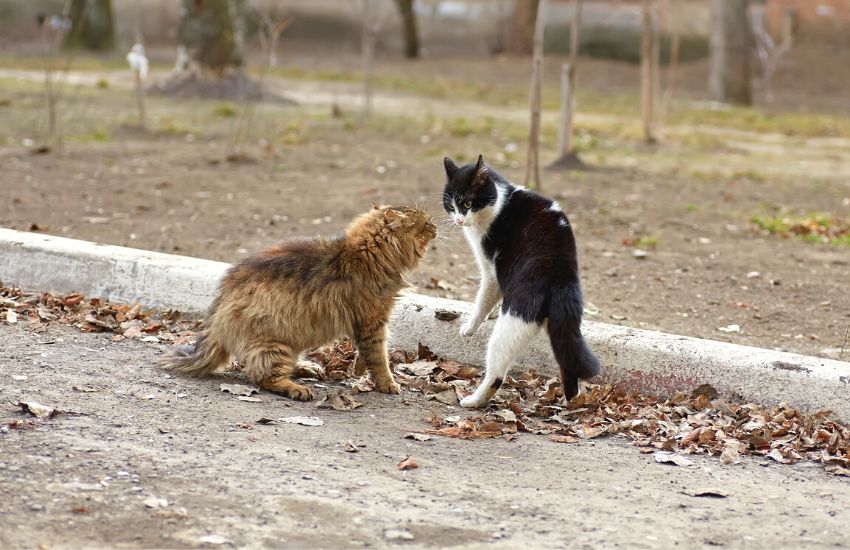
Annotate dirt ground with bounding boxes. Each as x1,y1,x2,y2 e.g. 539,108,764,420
2,322,849,549
1,62,849,359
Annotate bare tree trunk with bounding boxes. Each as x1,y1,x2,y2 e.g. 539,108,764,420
751,2,794,102
524,0,547,190
64,0,114,51
551,0,583,169
509,0,539,55
641,0,658,144
361,0,377,117
556,63,573,156
395,0,420,59
709,0,752,105
133,68,146,128
178,0,245,75
260,12,294,68
659,0,679,131
42,0,75,152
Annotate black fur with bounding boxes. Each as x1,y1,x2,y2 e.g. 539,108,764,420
443,156,601,400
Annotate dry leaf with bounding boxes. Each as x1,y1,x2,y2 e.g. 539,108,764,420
237,396,262,403
220,383,258,397
403,361,438,377
316,390,362,411
654,452,694,467
397,456,419,470
683,489,728,498
437,359,481,380
720,447,740,465
549,434,578,444
258,416,323,427
16,401,57,418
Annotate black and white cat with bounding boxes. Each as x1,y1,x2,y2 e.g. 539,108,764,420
442,154,600,408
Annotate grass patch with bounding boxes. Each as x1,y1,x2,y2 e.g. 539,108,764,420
670,104,850,138
622,235,660,248
752,212,850,246
213,104,238,118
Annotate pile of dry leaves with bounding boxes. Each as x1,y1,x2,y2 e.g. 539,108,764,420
307,340,850,477
0,286,199,345
4,285,848,476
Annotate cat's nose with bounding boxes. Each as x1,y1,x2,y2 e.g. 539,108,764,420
454,217,464,225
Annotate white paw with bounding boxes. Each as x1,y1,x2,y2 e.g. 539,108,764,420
459,319,479,337
460,394,487,409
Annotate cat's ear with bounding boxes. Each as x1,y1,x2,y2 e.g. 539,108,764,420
443,157,459,179
472,154,489,188
384,208,408,229
371,201,381,210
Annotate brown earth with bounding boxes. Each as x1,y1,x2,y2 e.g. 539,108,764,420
1,64,849,359
2,322,850,549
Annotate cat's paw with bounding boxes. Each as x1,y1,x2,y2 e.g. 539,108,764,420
374,377,401,395
287,384,314,401
459,319,479,337
261,377,314,401
460,394,488,409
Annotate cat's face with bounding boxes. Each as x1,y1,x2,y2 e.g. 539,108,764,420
351,204,437,265
382,205,438,258
442,155,498,227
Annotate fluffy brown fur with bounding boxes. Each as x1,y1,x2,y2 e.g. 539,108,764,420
159,205,437,400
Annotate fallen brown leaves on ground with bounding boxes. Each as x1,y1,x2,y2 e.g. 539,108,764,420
0,286,201,344
4,286,849,475
308,341,850,476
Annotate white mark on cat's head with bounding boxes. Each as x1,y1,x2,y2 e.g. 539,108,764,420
451,203,466,225
558,218,569,228
548,201,562,213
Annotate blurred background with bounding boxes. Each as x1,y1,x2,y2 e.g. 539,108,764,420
0,0,848,359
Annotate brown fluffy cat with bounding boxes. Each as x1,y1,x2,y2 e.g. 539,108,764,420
159,205,437,400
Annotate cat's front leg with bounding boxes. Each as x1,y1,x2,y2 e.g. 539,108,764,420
460,275,501,336
354,323,400,394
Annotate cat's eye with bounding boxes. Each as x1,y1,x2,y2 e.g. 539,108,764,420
463,201,472,209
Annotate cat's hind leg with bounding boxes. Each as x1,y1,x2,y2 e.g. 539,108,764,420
245,342,314,401
460,312,541,408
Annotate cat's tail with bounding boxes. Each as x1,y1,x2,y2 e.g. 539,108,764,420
547,284,601,400
157,332,228,377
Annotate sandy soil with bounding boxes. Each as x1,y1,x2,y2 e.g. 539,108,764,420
1,323,849,549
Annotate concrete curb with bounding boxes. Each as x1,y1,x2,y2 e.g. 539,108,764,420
2,228,849,420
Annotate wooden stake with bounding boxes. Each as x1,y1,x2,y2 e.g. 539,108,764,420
556,62,572,156
640,0,657,144
551,0,583,169
660,0,678,131
361,0,376,118
524,0,547,189
133,67,146,128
